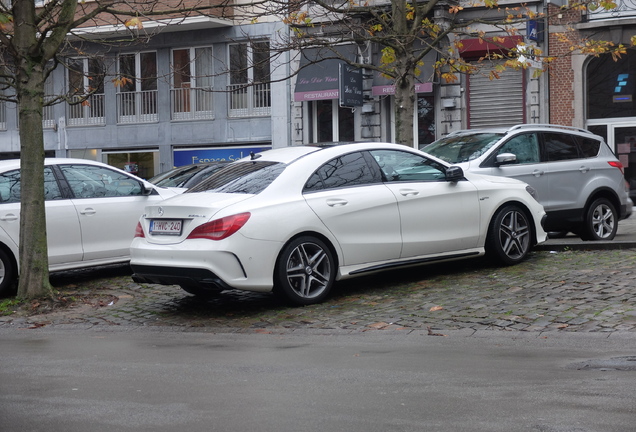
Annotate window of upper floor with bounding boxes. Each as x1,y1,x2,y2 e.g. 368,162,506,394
171,46,214,121
228,41,271,117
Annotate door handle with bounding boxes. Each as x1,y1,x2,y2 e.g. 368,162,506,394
326,199,348,207
79,208,97,215
399,189,420,197
0,213,18,221
579,166,591,173
532,170,544,177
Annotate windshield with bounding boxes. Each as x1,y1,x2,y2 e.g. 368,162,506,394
424,132,504,163
150,165,207,187
187,161,285,195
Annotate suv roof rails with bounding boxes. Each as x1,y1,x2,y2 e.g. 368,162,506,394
508,124,591,134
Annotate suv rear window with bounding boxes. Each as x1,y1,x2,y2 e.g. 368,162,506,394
577,137,601,158
544,132,581,162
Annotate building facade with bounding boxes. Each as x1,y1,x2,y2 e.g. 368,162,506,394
0,5,291,179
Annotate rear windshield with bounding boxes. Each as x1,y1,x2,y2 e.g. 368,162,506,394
187,161,285,195
424,132,504,163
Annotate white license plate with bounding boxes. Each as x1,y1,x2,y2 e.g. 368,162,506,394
150,219,182,235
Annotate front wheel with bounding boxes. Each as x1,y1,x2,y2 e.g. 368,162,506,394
581,198,617,241
275,236,335,306
486,205,533,265
0,248,17,297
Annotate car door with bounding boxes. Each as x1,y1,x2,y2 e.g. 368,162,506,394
480,132,552,207
303,151,402,265
541,132,590,212
0,167,83,266
369,149,481,257
59,163,160,262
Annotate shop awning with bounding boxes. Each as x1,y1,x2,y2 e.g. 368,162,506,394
294,46,357,102
459,36,523,59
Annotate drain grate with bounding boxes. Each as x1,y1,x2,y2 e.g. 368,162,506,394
567,356,636,371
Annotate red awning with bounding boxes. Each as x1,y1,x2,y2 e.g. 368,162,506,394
459,36,523,59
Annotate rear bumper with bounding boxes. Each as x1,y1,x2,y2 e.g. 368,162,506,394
131,265,232,291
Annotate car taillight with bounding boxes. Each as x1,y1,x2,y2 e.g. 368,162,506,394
134,222,145,238
608,160,625,175
187,212,251,241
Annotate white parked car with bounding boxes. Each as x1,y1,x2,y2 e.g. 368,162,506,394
130,143,548,305
0,158,182,296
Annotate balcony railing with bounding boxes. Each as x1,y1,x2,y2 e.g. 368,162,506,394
43,100,55,129
67,94,106,126
170,86,214,121
117,90,158,124
587,0,636,21
227,82,271,117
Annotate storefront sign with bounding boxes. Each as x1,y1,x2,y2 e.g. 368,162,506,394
339,64,363,107
173,146,270,166
372,82,433,96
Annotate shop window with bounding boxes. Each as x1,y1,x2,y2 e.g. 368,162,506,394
587,53,636,119
103,151,159,180
311,100,354,143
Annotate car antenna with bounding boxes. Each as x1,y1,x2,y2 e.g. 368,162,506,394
250,152,261,160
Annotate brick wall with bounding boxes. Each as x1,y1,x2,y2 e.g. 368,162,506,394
547,4,583,126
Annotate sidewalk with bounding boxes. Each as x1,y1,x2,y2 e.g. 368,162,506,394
536,209,636,250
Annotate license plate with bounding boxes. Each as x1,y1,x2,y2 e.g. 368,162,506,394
150,219,182,235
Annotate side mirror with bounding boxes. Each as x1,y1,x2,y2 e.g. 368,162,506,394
445,165,464,182
495,153,517,166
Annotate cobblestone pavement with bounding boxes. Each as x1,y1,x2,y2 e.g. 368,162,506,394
2,247,635,335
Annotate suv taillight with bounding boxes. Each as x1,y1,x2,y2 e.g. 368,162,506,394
608,160,625,175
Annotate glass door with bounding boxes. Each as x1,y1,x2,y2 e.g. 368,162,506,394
608,123,636,204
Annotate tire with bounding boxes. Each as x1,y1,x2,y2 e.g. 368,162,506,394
0,248,17,298
485,205,532,265
581,198,617,241
275,236,335,306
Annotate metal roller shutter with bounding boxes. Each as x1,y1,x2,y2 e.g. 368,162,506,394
468,65,525,128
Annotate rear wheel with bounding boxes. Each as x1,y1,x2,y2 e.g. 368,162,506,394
275,236,335,306
581,198,617,241
0,249,17,297
486,205,532,265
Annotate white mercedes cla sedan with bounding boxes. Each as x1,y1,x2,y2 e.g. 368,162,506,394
130,143,547,305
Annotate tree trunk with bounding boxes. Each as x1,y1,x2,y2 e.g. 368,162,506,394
14,2,53,298
16,67,53,299
394,71,415,146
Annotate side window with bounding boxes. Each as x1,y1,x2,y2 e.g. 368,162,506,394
369,149,447,182
544,133,581,162
497,133,540,164
60,165,143,198
304,152,377,192
0,168,62,203
578,137,601,158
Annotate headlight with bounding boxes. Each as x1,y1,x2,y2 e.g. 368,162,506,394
525,185,540,202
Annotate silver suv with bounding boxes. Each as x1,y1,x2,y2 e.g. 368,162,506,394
424,124,633,240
